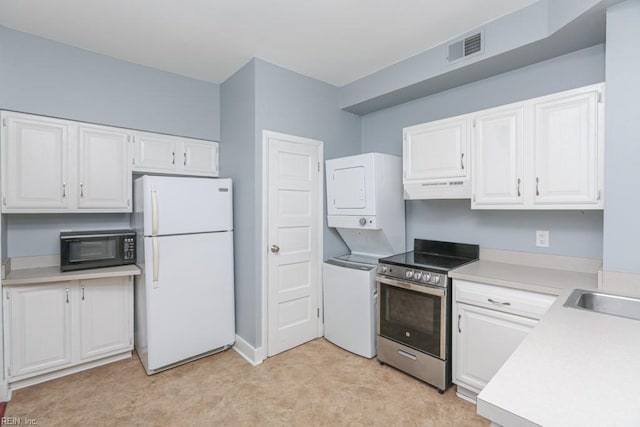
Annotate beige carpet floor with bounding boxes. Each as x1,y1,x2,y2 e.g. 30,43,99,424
6,338,489,426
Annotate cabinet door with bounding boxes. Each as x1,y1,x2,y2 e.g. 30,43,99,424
79,277,133,360
5,284,73,379
78,125,132,210
133,132,179,173
532,88,601,206
1,113,70,210
454,303,536,393
404,117,468,181
472,107,525,207
181,139,219,176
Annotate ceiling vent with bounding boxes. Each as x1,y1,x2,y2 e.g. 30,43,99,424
448,31,483,63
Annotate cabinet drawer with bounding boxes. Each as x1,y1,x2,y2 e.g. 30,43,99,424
454,279,556,320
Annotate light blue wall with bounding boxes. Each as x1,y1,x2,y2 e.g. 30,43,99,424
361,45,606,258
220,60,258,346
221,58,361,348
0,25,220,139
602,0,640,273
7,214,130,256
254,59,361,261
340,0,607,114
0,25,221,258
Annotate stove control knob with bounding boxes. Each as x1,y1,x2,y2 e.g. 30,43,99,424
433,275,441,284
359,217,367,226
381,265,388,274
425,273,432,282
405,270,414,279
413,271,422,280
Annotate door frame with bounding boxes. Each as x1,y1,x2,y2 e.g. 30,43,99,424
259,130,324,361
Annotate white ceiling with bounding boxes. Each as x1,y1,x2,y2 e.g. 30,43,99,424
0,0,539,86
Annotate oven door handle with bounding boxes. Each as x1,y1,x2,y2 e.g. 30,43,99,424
376,276,445,297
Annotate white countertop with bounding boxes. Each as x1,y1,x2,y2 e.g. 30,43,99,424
476,288,640,427
3,264,141,286
450,260,598,295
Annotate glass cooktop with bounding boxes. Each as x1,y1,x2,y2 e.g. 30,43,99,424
379,239,480,273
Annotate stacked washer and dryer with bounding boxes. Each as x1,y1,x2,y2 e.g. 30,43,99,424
323,153,405,358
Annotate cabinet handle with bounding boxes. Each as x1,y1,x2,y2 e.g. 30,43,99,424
460,153,465,170
535,177,540,196
172,152,175,165
458,314,462,333
80,183,84,198
81,285,85,301
183,152,187,166
65,287,69,303
62,182,66,198
517,178,521,197
488,298,511,306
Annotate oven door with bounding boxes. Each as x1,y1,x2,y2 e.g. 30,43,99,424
377,275,447,359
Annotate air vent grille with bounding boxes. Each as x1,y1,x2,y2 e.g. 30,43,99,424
464,33,482,56
447,31,483,63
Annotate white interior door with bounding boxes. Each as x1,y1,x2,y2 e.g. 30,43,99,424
266,132,322,357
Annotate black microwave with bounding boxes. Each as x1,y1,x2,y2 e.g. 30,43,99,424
60,230,136,272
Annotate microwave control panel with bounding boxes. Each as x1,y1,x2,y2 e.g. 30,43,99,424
124,237,136,261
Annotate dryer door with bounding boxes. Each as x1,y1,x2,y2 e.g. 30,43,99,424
333,166,366,209
326,154,376,216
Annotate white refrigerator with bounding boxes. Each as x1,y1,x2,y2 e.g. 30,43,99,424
132,175,235,374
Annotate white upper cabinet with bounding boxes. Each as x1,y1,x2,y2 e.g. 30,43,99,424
2,113,70,210
182,138,219,176
77,125,132,211
470,83,604,210
133,131,179,173
133,132,219,177
1,111,134,213
403,116,471,199
472,106,525,207
532,87,602,207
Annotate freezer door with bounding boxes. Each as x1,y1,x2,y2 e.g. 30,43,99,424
143,232,234,371
139,175,232,236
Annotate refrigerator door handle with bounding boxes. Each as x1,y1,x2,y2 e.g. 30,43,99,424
152,236,160,288
151,189,159,235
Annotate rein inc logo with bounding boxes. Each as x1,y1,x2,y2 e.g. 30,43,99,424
1,417,37,425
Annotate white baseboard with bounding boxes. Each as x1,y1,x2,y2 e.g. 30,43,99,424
233,335,264,366
0,381,10,402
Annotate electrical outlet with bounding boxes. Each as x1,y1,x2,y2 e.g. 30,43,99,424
536,230,549,248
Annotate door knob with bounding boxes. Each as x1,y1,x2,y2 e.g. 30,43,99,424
270,245,280,253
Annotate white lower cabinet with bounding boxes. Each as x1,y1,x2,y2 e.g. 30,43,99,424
78,277,133,360
5,283,73,379
454,302,536,392
3,277,133,383
452,279,556,400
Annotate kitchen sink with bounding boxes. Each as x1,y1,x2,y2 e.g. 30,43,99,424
564,289,640,321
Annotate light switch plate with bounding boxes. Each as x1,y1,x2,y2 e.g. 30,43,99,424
536,230,549,247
